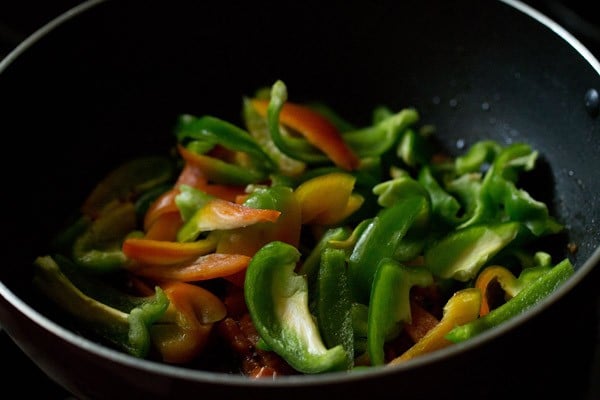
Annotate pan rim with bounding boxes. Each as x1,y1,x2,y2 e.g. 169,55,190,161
0,0,598,388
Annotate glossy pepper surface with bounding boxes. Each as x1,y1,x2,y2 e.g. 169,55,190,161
244,241,348,373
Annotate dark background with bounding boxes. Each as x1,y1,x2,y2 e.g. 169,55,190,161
0,1,598,399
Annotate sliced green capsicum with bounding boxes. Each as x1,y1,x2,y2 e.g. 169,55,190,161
367,258,433,365
244,241,348,374
33,255,169,358
445,257,574,342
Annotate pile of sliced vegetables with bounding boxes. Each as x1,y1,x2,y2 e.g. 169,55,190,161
33,80,574,376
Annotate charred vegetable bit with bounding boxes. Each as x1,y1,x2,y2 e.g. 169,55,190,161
33,80,574,376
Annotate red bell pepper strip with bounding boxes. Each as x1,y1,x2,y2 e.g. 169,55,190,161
131,253,251,282
250,88,360,171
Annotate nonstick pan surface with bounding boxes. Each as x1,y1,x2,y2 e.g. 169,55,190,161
0,1,598,398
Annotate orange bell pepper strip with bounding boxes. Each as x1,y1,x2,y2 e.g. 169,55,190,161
143,161,246,231
250,96,360,171
144,189,180,232
122,234,217,265
151,280,227,364
474,265,520,316
176,198,281,242
216,186,303,287
131,253,251,282
388,288,481,365
144,212,183,241
293,172,364,225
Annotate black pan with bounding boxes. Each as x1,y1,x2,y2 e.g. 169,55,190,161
0,0,598,399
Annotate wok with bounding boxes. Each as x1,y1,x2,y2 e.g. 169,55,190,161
0,0,598,398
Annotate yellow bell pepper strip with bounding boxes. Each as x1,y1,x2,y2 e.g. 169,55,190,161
81,156,176,219
253,80,360,171
348,196,429,303
342,108,420,159
389,288,481,365
475,265,521,316
242,97,307,177
130,253,251,282
72,202,137,272
33,255,169,358
424,222,521,282
121,234,218,266
475,254,554,316
445,258,574,343
293,172,364,225
176,193,281,243
244,241,348,373
367,258,433,366
151,281,227,364
316,248,354,369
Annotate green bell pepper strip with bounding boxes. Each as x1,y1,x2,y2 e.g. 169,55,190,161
350,303,369,355
316,248,354,369
425,222,521,281
372,173,429,208
244,241,348,373
445,258,574,343
297,226,351,286
454,140,502,175
266,80,332,164
175,113,276,173
487,174,563,236
454,142,553,232
445,172,489,228
348,196,429,303
72,202,137,272
242,97,307,177
342,108,420,158
396,128,432,168
81,155,176,218
367,259,433,366
33,255,169,358
174,184,214,224
418,165,463,226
